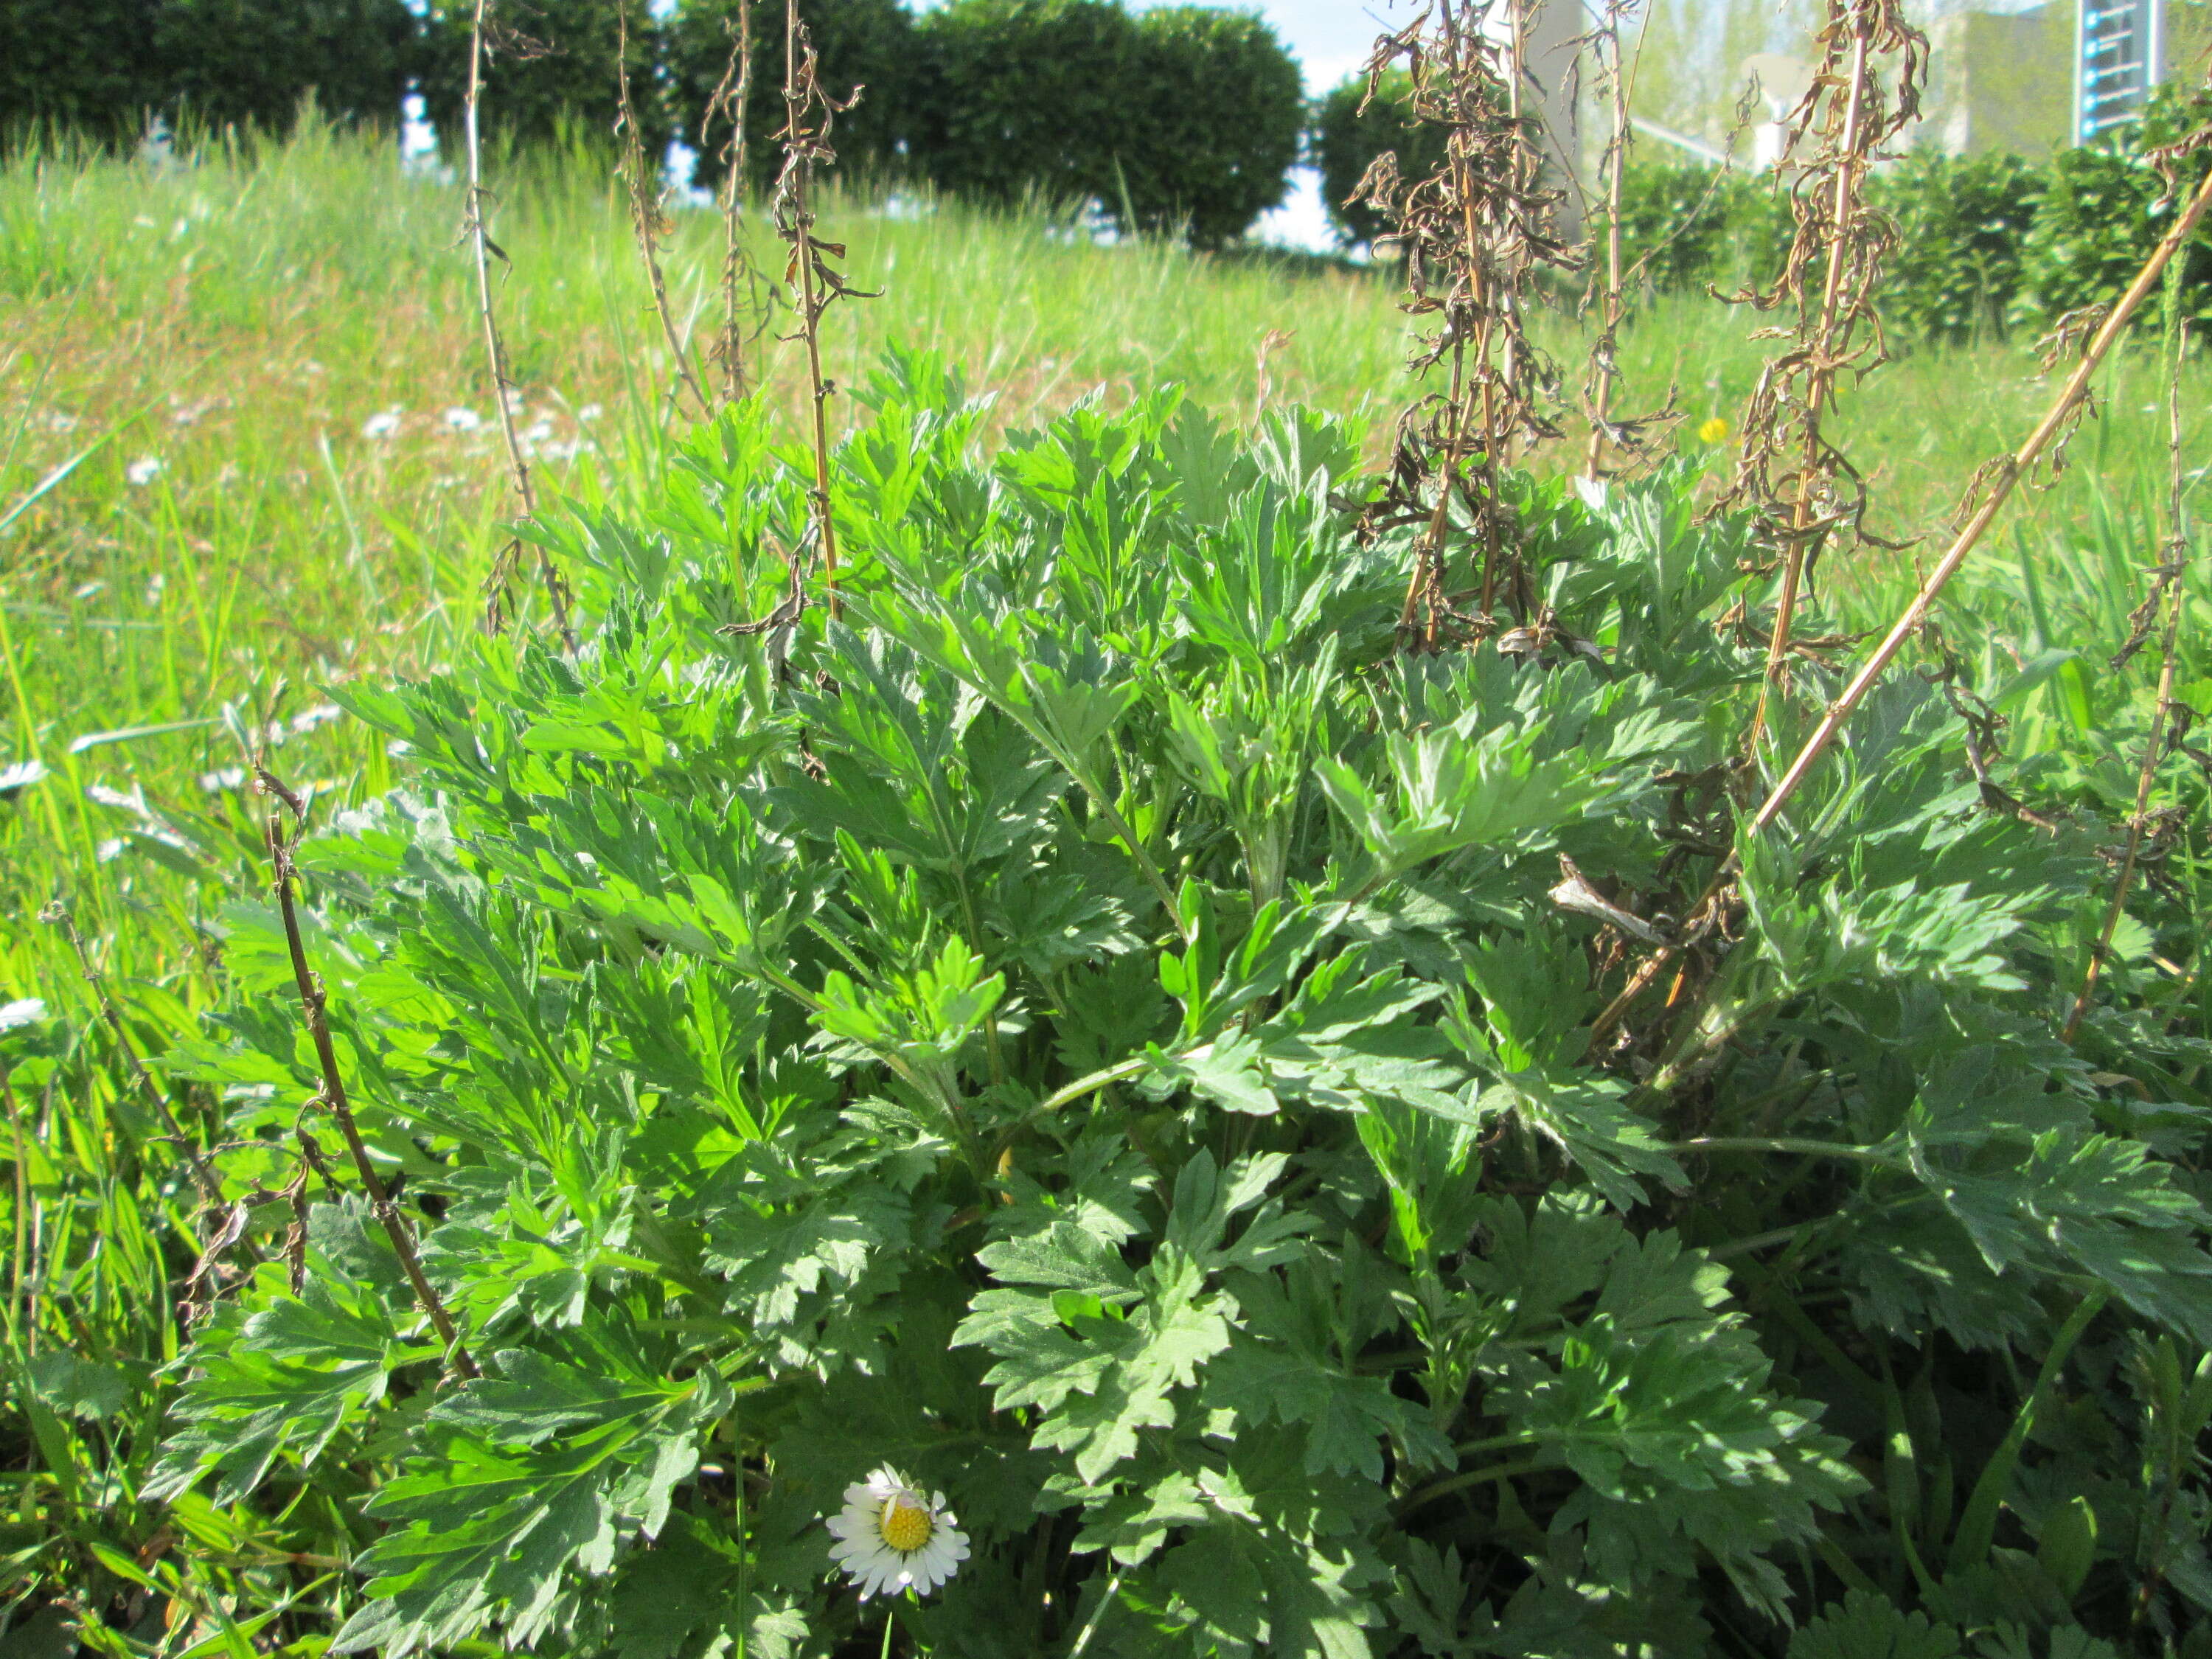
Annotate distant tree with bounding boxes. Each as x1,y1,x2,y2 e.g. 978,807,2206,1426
0,0,162,150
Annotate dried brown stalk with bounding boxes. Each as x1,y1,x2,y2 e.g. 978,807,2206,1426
1354,0,1576,647
619,8,714,423
1576,0,1677,476
1714,0,1925,743
1750,156,2212,835
257,768,477,1380
465,0,574,649
1593,153,2212,1045
2064,316,2194,1040
704,0,767,403
773,0,874,619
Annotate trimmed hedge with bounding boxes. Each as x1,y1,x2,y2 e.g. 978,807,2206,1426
157,0,415,134
910,0,1141,216
0,0,162,150
0,0,409,151
2014,86,2212,335
910,0,1300,246
414,0,670,163
1119,6,1302,246
665,0,916,193
1309,69,1447,250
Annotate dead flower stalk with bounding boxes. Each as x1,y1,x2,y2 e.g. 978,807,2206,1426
1354,0,1576,647
463,0,574,649
1714,0,1925,744
705,0,768,405
619,7,714,423
773,0,874,620
257,768,477,1381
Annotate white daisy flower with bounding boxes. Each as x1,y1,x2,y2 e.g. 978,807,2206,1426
442,406,482,432
125,456,162,486
363,409,402,439
826,1467,968,1601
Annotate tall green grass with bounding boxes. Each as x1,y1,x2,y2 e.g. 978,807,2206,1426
0,123,2207,1647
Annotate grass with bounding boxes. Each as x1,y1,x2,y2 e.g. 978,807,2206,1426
1,122,2209,1644
7,118,2207,1046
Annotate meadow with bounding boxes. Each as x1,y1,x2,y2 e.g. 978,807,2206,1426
5,125,2205,1012
6,121,2212,1658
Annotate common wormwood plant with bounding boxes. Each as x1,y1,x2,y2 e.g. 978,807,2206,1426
149,356,2212,1658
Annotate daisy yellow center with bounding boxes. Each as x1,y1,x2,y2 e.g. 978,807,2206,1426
878,1495,933,1554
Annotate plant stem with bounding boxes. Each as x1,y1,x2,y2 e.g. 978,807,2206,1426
776,0,841,617
258,768,476,1380
619,7,713,423
2065,312,2193,1040
1749,156,2212,839
1947,1288,2107,1573
464,0,572,649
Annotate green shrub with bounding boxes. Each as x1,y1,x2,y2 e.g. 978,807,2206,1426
1869,151,2045,345
664,0,916,195
155,0,416,133
0,0,164,150
1,0,411,151
416,0,669,163
1118,7,1301,247
2015,87,2212,337
142,350,2212,1659
911,0,1142,220
1308,69,1447,248
1608,159,1738,293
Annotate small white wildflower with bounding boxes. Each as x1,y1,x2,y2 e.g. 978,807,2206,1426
524,417,554,445
442,406,483,433
95,837,128,862
386,738,414,758
502,388,526,415
291,703,344,735
47,412,80,434
125,456,163,487
86,783,142,810
0,759,49,796
827,1467,968,1601
363,409,403,439
575,403,603,422
197,767,246,793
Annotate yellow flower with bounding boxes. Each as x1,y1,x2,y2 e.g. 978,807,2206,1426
1697,417,1731,445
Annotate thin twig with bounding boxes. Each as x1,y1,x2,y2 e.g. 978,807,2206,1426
464,0,574,649
1591,155,2212,1046
256,767,477,1380
773,0,869,619
706,0,765,404
2064,315,2194,1040
619,7,714,423
1750,157,2212,838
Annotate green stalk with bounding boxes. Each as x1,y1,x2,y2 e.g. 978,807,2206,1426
1947,1289,2107,1575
